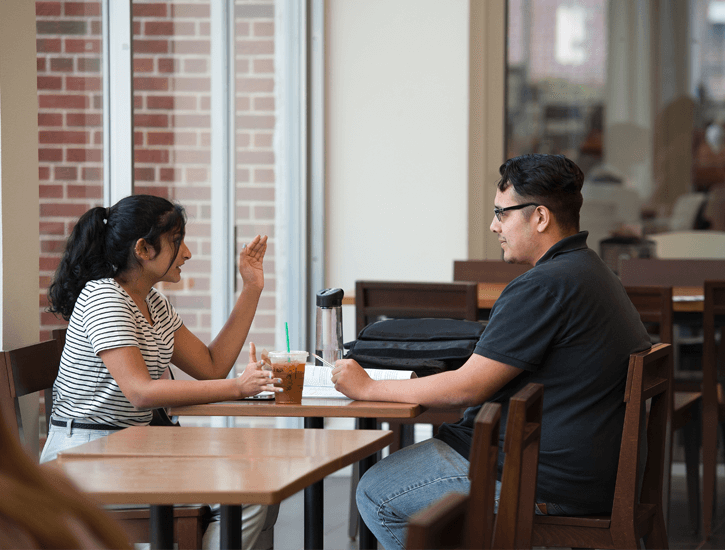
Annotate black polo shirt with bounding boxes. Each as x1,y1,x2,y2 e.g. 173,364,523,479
435,231,651,513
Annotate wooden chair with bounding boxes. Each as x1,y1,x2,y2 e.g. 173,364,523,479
406,382,544,550
625,286,701,534
3,331,209,550
531,343,672,550
701,280,725,544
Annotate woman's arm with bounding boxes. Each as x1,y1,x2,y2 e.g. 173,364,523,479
171,235,268,380
99,343,278,409
331,353,523,409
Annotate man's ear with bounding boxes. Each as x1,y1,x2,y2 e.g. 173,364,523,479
534,205,552,233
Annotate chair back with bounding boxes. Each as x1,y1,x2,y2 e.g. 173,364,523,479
492,382,544,550
703,281,725,411
2,337,64,443
355,281,478,333
453,260,530,284
647,230,725,259
610,343,671,536
624,286,674,344
406,402,502,550
619,258,725,287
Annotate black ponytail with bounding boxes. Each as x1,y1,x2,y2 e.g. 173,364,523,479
48,195,186,320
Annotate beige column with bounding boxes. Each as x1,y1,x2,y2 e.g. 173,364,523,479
0,0,41,456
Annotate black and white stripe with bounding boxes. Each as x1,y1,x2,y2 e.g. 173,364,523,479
52,278,183,427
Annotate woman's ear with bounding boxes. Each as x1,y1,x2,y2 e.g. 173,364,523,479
134,238,152,260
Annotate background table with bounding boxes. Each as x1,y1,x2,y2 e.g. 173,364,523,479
57,426,392,550
168,398,423,550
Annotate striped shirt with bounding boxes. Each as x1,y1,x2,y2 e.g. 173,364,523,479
52,278,183,427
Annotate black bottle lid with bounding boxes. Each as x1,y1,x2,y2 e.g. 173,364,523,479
316,288,344,307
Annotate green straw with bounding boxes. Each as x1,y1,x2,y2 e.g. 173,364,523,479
285,322,291,360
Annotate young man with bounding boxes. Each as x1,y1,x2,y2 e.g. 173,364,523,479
331,154,651,550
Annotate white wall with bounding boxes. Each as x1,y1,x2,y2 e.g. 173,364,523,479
326,0,470,342
0,0,41,455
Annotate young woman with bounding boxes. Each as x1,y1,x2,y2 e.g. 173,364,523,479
40,194,275,549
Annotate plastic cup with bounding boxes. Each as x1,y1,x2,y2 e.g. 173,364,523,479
268,351,308,404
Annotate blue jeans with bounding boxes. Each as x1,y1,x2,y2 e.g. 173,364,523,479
356,438,590,550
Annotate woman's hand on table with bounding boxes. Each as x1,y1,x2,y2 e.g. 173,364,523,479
237,342,281,397
331,359,373,400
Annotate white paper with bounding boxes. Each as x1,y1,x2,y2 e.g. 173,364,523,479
302,364,417,399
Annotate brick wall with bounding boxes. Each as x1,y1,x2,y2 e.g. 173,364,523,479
37,0,277,370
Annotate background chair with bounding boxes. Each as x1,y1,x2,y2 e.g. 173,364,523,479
406,383,544,550
531,343,671,550
625,286,701,535
647,230,725,260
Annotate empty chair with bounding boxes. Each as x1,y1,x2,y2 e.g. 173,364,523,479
531,343,671,549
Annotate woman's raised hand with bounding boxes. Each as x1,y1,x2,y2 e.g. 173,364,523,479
238,235,268,291
236,342,280,397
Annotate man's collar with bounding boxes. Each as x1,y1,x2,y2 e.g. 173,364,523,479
535,231,589,266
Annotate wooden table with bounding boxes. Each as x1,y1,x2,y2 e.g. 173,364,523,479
56,426,392,550
168,398,423,550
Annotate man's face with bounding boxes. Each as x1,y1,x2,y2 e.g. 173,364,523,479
490,187,538,265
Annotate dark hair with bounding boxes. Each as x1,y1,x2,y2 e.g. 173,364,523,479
497,154,584,232
48,195,186,320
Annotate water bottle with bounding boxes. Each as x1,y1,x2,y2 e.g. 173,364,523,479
315,288,344,367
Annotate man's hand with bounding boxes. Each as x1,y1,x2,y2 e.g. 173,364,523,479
331,359,374,400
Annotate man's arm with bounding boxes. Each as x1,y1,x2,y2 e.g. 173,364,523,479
331,353,523,408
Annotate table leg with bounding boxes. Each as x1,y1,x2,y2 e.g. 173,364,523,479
304,417,324,549
150,505,174,550
220,505,242,550
358,417,378,550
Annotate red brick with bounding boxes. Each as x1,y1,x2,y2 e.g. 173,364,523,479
92,130,103,145
81,167,103,181
237,133,251,148
134,131,145,145
77,57,101,72
38,76,62,90
67,113,102,127
54,166,78,181
236,168,250,183
133,3,167,17
252,59,274,74
37,38,62,53
172,114,209,128
237,40,274,55
39,185,64,199
238,78,273,93
254,133,273,148
134,58,155,72
236,115,274,130
50,58,74,72
38,113,63,127
39,166,50,180
91,21,102,35
67,185,102,199
65,39,102,54
92,94,103,109
133,20,142,36
254,22,274,37
185,167,210,183
171,4,210,17
172,41,210,55
236,21,250,37
39,94,88,109
199,22,210,37
183,59,207,73
144,21,175,36
254,205,275,219
146,132,174,146
135,149,169,163
254,168,275,183
39,131,88,145
134,95,143,109
40,221,66,235
159,168,178,182
235,97,251,112
158,58,176,73
254,97,275,111
235,58,250,74
39,256,61,272
65,2,101,16
66,148,102,162
147,96,175,110
40,203,89,218
37,2,62,16
175,150,210,164
133,39,169,54
39,148,63,162
135,168,155,181
135,114,169,128
134,77,169,92
37,57,46,72
67,76,102,91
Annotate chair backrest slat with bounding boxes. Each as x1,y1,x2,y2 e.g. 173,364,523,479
624,286,673,344
453,260,531,283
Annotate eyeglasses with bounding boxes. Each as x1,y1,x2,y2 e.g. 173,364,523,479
493,202,540,222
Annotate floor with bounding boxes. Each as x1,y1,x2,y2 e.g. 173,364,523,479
272,465,725,550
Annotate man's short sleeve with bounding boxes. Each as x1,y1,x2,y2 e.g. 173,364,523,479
475,277,565,371
79,284,139,356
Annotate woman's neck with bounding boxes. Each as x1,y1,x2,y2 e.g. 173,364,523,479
114,271,152,304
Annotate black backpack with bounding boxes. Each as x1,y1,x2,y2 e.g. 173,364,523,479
343,317,485,377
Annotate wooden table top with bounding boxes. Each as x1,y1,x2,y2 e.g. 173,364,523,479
56,426,390,461
169,397,423,418
54,427,393,506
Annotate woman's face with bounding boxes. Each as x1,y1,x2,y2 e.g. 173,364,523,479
146,230,192,284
